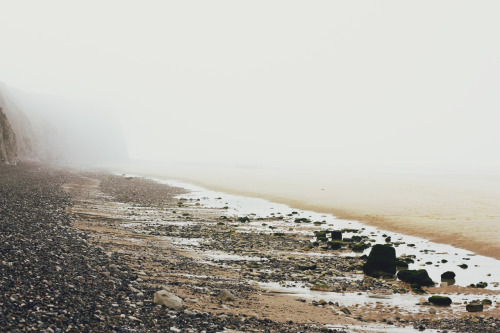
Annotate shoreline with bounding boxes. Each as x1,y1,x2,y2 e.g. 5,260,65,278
3,164,499,332
113,164,500,260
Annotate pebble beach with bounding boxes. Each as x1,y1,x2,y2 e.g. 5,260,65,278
1,164,499,332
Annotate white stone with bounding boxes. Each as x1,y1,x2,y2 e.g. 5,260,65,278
153,290,183,310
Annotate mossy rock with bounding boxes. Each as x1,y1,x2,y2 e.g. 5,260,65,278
314,230,330,238
350,242,370,252
466,303,483,312
362,244,397,278
328,241,344,250
331,231,342,240
395,259,409,269
310,282,330,291
440,271,456,280
428,296,452,306
397,269,434,287
411,284,425,294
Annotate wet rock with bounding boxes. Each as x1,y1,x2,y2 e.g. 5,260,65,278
331,231,342,240
428,296,452,306
441,271,456,280
153,290,183,310
397,269,434,286
466,303,484,312
362,244,396,278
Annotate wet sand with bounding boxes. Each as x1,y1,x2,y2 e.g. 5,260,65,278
118,163,500,260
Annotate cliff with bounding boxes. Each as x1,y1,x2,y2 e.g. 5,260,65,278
0,85,40,164
0,82,129,165
0,107,18,163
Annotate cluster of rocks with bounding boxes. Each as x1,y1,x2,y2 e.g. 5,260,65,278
413,316,499,333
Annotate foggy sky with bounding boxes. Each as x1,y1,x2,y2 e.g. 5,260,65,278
0,1,499,171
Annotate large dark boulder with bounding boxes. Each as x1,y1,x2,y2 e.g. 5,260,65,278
328,241,343,250
362,244,397,278
397,269,434,286
331,231,342,240
428,296,452,306
441,271,456,280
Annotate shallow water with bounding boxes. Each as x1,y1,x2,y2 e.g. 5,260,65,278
117,173,500,291
257,281,499,314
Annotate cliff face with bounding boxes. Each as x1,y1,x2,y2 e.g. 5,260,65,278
0,107,18,163
0,82,129,165
0,83,41,164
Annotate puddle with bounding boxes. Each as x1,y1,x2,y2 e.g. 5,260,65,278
257,281,499,314
331,324,449,333
202,251,268,262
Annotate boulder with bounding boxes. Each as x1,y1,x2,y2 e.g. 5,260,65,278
428,296,452,306
217,289,236,302
466,303,483,312
328,241,343,250
397,269,434,286
395,259,409,269
362,244,397,278
153,290,183,310
349,242,370,252
441,271,456,280
331,231,342,240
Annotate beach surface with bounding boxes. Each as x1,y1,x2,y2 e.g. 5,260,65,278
119,163,500,260
3,163,499,332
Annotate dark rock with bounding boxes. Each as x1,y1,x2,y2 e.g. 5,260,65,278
466,303,483,312
395,259,409,269
362,244,396,278
397,269,434,286
349,242,370,252
328,241,344,250
331,231,342,240
428,296,452,306
440,271,456,280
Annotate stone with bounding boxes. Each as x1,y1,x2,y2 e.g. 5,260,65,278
440,271,456,280
466,303,483,312
153,290,183,310
362,244,397,278
340,307,351,315
397,270,434,287
428,296,452,306
331,231,342,240
216,289,236,302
